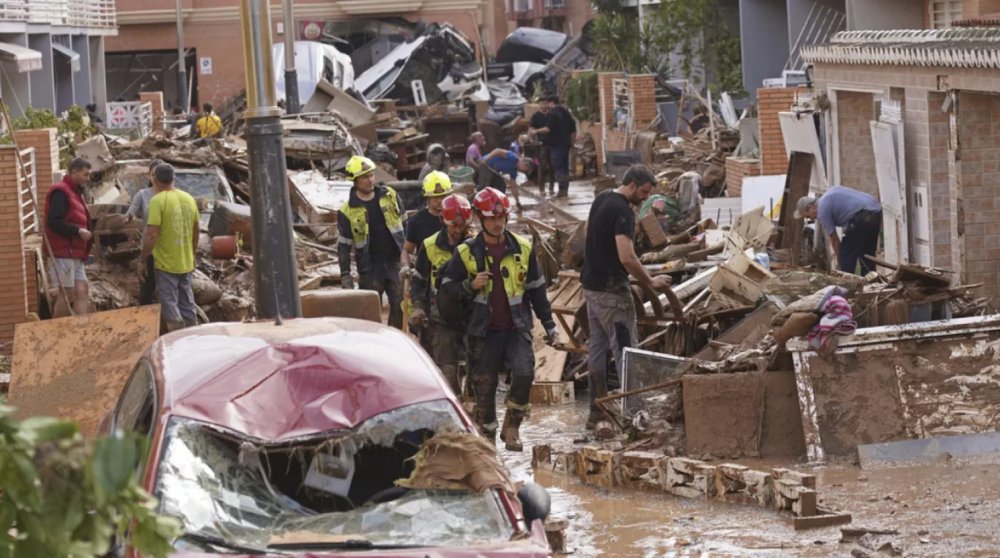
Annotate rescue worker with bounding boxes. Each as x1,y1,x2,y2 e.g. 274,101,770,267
195,102,223,139
418,143,450,183
439,187,559,451
338,155,407,329
402,171,453,272
409,193,473,394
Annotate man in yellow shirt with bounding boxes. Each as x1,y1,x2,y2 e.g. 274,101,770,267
195,102,223,139
139,163,201,331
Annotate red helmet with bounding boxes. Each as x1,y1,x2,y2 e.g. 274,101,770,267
472,187,510,217
440,194,472,226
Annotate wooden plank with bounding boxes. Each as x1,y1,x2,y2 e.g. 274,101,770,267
792,512,852,531
533,320,568,382
530,381,574,405
9,306,161,438
779,151,814,264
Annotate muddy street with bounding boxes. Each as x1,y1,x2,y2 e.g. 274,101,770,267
499,398,1000,557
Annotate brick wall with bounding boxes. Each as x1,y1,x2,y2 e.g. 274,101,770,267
605,129,628,152
628,74,657,130
0,147,28,343
927,91,956,271
139,91,165,132
956,92,1000,297
13,128,58,225
962,0,1000,18
757,87,799,175
725,157,761,197
836,90,878,198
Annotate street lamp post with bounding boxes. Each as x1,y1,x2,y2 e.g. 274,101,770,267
282,0,300,114
238,0,302,319
175,0,187,112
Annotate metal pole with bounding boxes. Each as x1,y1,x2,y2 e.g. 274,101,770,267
175,0,188,112
239,0,302,319
282,0,300,114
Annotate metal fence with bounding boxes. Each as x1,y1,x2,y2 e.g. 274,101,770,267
0,0,115,28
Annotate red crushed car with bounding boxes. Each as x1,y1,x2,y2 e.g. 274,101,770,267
106,318,552,557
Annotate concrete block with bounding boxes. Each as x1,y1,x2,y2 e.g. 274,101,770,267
300,290,381,322
772,467,816,489
618,450,663,492
716,463,772,507
664,457,716,498
775,478,817,517
574,445,618,488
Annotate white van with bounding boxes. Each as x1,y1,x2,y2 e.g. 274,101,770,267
272,41,356,106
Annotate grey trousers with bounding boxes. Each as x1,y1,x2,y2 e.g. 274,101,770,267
155,270,197,326
359,261,403,329
584,288,638,415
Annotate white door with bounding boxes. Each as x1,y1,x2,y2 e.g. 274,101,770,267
870,121,909,265
779,111,828,193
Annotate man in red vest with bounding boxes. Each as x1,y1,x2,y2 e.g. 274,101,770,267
45,157,93,317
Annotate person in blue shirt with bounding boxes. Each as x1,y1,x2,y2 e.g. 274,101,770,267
796,185,883,275
476,148,536,212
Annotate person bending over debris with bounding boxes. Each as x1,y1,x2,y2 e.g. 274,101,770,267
126,159,163,305
402,171,453,273
581,164,672,430
139,163,200,332
410,193,474,394
466,132,486,169
418,143,450,183
338,155,407,329
196,102,223,139
479,148,534,211
45,157,94,317
438,187,559,451
796,185,883,275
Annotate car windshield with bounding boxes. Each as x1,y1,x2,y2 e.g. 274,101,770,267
175,172,227,202
155,401,514,553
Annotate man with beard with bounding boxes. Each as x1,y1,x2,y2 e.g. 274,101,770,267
581,164,672,430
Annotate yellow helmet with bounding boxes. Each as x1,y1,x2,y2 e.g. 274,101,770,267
422,170,453,197
345,155,376,181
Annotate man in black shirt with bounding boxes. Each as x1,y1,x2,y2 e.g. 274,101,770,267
529,103,553,195
581,164,671,429
534,96,576,198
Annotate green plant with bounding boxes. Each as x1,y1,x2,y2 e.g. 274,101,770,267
563,71,599,122
2,105,96,167
0,406,179,557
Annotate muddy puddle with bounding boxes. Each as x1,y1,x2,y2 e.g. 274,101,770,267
499,397,1000,557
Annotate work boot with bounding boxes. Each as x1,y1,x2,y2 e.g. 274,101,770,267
500,412,524,452
557,180,569,198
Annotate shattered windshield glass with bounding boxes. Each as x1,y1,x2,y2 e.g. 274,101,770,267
175,172,227,202
156,401,514,553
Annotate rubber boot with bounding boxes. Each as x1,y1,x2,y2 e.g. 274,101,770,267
500,411,524,452
557,179,569,198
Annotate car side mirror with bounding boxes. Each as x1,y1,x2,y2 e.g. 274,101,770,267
517,482,551,525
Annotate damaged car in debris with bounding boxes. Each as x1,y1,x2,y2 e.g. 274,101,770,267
355,23,488,106
489,26,594,96
106,318,552,557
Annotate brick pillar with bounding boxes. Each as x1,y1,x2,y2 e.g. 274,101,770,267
0,147,29,342
627,74,657,129
757,87,800,175
13,128,59,224
139,91,165,132
598,71,625,132
23,248,38,315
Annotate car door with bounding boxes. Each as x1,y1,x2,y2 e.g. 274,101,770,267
112,359,157,439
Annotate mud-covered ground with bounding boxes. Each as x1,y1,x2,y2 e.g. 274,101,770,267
499,399,1000,557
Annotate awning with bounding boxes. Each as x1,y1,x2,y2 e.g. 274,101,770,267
0,42,42,73
52,43,81,73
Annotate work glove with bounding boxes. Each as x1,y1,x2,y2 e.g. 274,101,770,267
341,275,355,290
399,266,414,281
544,326,560,347
409,308,427,330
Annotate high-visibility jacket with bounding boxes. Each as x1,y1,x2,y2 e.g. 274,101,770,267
337,185,405,277
411,228,461,319
438,230,555,338
44,176,92,260
196,113,222,138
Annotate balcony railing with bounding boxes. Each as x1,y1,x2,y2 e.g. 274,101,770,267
544,0,566,8
0,0,116,28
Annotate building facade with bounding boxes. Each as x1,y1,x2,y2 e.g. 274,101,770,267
108,0,496,112
0,0,116,118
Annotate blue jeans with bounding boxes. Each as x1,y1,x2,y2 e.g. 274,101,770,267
550,146,570,180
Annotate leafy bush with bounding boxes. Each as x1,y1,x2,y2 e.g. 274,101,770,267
2,105,97,167
0,406,178,557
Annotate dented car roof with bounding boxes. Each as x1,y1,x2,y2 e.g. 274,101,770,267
148,318,455,441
